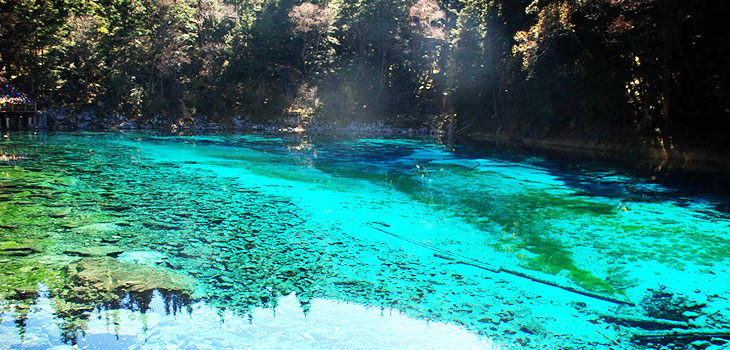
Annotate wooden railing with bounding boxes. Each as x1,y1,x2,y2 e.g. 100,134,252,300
0,101,37,114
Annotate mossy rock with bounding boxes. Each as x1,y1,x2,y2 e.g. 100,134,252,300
63,257,195,306
0,241,40,256
48,209,71,218
0,223,19,230
52,176,82,187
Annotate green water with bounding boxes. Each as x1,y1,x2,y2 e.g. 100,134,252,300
1,132,729,349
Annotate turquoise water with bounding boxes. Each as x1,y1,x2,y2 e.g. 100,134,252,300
1,132,729,349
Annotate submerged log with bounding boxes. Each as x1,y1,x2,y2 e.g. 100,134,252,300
498,266,635,306
599,313,690,329
449,257,635,306
632,329,730,342
369,224,635,306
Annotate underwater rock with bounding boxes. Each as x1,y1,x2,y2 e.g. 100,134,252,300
642,286,706,322
10,288,40,300
63,257,194,304
142,221,181,231
690,340,712,350
49,209,70,218
102,204,131,212
52,176,81,187
75,222,120,234
478,315,500,325
100,235,122,244
0,242,40,256
117,250,167,266
508,306,547,336
710,337,729,346
64,246,123,257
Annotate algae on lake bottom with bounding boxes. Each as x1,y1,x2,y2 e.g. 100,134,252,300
1,132,730,350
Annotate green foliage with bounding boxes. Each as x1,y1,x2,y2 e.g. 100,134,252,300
0,0,728,153
0,0,67,97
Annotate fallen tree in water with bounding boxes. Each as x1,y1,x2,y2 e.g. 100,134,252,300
599,313,690,329
632,329,730,342
367,222,635,306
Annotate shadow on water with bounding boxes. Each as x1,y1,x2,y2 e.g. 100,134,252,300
448,141,730,228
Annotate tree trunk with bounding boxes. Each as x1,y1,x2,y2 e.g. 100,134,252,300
380,42,386,93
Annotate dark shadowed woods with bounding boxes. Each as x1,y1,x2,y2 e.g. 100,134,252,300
2,0,729,158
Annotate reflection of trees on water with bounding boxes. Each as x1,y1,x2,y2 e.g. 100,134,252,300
0,134,334,346
3,289,191,345
2,229,327,346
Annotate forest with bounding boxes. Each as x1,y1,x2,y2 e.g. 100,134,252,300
2,0,729,157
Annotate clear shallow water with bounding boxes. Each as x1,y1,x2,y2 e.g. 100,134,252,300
1,291,491,349
1,132,729,349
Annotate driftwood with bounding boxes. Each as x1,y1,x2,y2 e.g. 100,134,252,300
368,223,635,306
599,313,690,329
632,329,730,342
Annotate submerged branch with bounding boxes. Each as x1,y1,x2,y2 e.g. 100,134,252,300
368,222,635,306
599,313,690,329
632,329,730,342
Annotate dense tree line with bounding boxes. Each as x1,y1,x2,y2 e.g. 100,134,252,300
1,0,728,153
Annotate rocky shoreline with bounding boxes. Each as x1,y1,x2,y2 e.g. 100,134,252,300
26,108,730,173
33,108,437,137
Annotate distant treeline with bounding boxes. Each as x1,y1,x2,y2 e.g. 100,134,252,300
1,0,728,153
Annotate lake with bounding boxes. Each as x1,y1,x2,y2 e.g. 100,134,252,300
1,132,729,349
